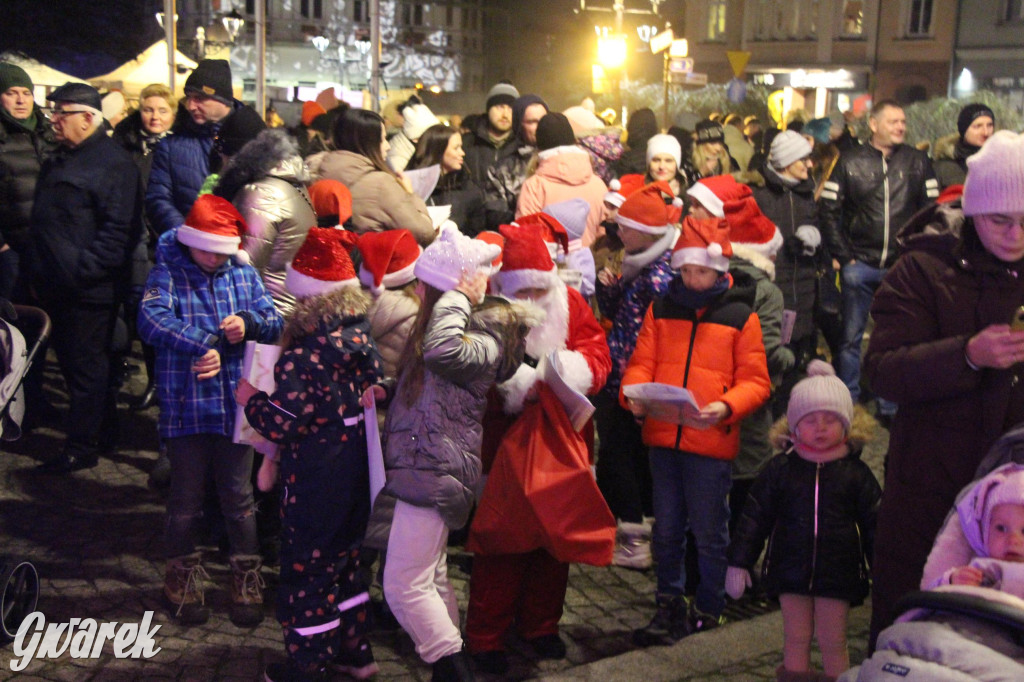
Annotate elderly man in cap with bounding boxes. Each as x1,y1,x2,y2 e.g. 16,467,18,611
30,82,143,473
145,59,264,236
464,81,521,193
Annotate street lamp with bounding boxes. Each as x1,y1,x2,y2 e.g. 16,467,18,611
596,34,627,70
222,8,245,42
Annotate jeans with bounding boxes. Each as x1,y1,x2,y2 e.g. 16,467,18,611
838,261,896,415
649,447,732,617
164,434,258,559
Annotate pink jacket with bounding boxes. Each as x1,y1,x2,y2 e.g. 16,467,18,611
515,145,608,247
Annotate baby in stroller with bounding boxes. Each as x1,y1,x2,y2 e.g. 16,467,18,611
840,427,1024,680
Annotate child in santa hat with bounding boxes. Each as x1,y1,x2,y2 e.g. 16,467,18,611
138,195,283,629
236,226,384,681
465,221,612,674
595,181,682,570
622,214,771,646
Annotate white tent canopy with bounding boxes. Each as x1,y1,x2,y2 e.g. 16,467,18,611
0,53,87,89
90,42,198,98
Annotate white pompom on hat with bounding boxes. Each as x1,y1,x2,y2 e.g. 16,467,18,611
357,229,421,296
963,130,1024,216
604,173,646,208
176,194,251,265
616,181,682,235
646,133,682,168
671,215,732,272
414,227,502,293
787,359,854,432
285,227,360,299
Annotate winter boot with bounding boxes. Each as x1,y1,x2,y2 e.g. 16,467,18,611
632,594,689,647
612,520,652,569
229,554,266,627
263,660,327,682
331,637,380,680
148,442,171,489
163,552,211,625
431,648,475,682
687,603,726,634
775,665,836,682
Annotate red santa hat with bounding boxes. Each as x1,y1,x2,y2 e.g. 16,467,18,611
177,194,250,265
672,216,733,272
725,196,784,259
308,179,353,228
357,229,422,296
285,227,360,299
604,173,645,208
616,181,683,235
493,223,561,295
475,231,505,274
685,174,746,219
513,212,569,260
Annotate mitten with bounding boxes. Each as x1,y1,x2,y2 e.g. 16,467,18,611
725,566,752,600
795,224,821,256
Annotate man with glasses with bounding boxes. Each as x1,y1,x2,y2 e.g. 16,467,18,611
145,59,264,236
30,82,143,473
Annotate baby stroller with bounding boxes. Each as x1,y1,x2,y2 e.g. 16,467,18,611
0,300,50,642
840,423,1024,680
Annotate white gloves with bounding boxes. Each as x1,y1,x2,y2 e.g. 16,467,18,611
725,566,752,600
795,224,821,256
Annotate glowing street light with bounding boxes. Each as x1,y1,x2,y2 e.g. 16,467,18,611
597,34,627,70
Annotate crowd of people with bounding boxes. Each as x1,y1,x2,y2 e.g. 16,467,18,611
3,54,1024,682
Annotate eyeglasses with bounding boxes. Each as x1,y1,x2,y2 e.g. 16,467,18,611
51,109,90,119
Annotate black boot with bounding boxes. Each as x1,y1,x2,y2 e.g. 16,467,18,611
432,649,475,682
131,382,158,411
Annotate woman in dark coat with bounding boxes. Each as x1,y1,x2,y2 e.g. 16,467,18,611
407,123,486,237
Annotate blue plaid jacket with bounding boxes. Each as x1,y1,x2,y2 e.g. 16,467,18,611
138,230,283,438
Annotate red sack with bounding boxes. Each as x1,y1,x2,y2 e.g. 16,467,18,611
467,383,616,566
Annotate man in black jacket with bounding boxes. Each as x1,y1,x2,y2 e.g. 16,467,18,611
820,100,938,421
31,83,143,473
463,81,519,194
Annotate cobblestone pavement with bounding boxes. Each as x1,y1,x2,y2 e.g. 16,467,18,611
0,352,888,681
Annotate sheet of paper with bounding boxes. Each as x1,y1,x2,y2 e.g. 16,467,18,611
403,164,441,200
427,204,452,230
232,341,281,458
364,391,386,508
538,351,595,432
622,382,701,425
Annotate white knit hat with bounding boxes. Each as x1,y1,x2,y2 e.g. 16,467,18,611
414,228,501,292
646,133,682,167
956,463,1024,556
770,130,813,170
787,360,854,432
963,130,1024,216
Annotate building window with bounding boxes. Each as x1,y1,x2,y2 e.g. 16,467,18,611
300,0,323,19
841,0,864,36
906,0,933,35
752,0,818,40
1006,0,1024,21
706,0,727,41
353,0,369,22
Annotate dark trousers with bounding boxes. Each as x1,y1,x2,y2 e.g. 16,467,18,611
47,299,119,455
595,392,652,523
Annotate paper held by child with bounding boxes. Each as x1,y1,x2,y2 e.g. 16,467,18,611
538,351,596,432
622,382,702,424
403,163,441,200
233,341,281,459
426,204,452,231
363,390,386,508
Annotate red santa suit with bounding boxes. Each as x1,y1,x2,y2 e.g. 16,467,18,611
466,222,611,655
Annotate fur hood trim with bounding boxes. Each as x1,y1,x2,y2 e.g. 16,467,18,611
769,403,877,451
284,285,372,340
467,296,546,384
214,128,308,201
731,242,777,281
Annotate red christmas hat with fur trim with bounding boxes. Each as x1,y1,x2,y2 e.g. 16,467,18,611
513,212,569,259
285,227,359,299
616,181,683,235
357,229,422,296
494,222,560,295
686,174,748,218
725,196,783,259
604,173,646,207
671,216,733,272
177,194,250,265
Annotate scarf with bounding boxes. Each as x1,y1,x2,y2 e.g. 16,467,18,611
621,228,679,283
666,272,730,310
140,129,170,156
767,164,799,188
1,106,37,132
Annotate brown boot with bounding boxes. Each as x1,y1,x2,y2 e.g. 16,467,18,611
229,554,265,627
163,552,211,625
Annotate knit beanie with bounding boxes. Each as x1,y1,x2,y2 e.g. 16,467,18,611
956,463,1024,556
686,174,746,219
543,198,591,244
414,227,501,292
512,94,548,143
627,108,658,148
787,360,854,432
535,112,576,152
285,227,360,299
963,130,1024,216
485,82,519,111
301,101,326,127
616,182,682,235
695,120,725,145
803,117,831,145
563,105,604,134
0,63,32,93
357,229,421,296
770,130,813,170
177,194,250,265
184,59,233,104
308,179,353,228
604,173,645,208
646,133,682,167
671,216,732,272
958,103,996,140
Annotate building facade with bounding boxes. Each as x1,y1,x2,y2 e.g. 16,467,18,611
953,0,1024,112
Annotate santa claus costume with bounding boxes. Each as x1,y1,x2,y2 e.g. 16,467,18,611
465,222,612,671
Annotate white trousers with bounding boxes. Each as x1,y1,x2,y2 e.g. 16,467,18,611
383,500,462,663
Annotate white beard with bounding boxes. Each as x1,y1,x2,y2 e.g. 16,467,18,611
524,280,569,359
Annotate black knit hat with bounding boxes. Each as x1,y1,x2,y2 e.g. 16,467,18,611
535,112,575,152
695,120,725,144
47,82,102,112
184,59,233,104
957,103,995,140
512,94,548,143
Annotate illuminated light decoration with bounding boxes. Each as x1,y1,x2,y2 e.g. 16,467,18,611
310,35,330,53
669,39,688,57
636,25,659,43
429,85,441,93
597,34,628,69
789,69,856,89
955,68,975,93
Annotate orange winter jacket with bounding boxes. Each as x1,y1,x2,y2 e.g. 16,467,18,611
620,276,770,460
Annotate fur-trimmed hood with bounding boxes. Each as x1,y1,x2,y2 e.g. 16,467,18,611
731,242,776,281
468,295,545,384
214,128,308,201
284,285,372,346
769,403,877,452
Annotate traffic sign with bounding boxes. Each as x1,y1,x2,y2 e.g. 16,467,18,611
668,57,694,74
670,71,708,86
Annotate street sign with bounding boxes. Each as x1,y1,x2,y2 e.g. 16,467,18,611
670,71,708,86
650,28,674,54
668,57,694,74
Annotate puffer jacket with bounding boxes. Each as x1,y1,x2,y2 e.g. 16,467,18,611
367,284,419,379
146,101,265,235
382,292,532,529
516,145,608,248
0,106,56,253
728,446,881,604
750,166,821,344
214,130,314,317
138,229,283,439
820,142,938,269
620,270,771,460
483,143,535,230
317,150,434,246
933,138,978,190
